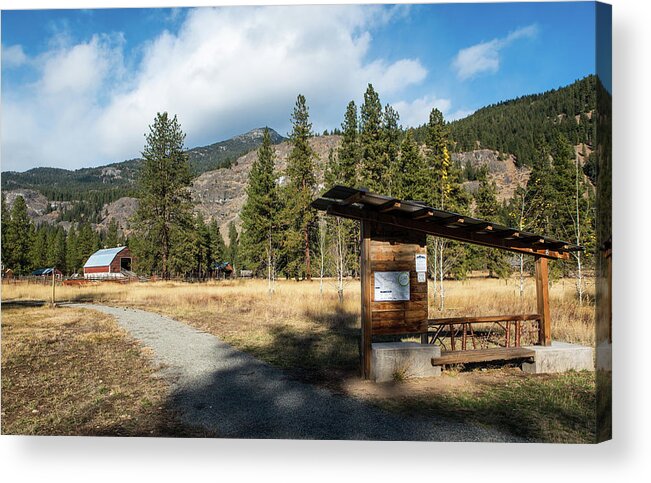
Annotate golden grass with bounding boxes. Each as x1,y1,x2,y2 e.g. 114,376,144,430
2,276,596,441
1,303,212,436
2,275,595,346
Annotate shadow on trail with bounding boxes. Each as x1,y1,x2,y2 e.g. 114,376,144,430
79,304,522,442
164,339,510,441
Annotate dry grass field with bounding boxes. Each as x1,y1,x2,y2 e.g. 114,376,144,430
1,302,212,436
2,275,596,442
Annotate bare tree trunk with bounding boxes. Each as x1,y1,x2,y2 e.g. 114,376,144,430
517,189,527,299
267,231,272,296
519,253,525,299
431,238,438,307
439,241,445,311
575,152,584,305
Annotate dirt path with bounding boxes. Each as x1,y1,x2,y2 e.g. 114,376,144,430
78,304,523,441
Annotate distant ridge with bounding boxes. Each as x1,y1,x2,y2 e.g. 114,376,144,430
1,127,287,197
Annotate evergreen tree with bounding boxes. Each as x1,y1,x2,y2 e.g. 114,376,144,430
47,226,67,271
209,219,226,264
382,104,401,196
66,226,81,274
425,108,450,209
1,194,9,267
474,173,511,279
240,128,281,276
132,112,193,278
29,227,48,269
226,221,240,272
76,221,99,267
105,219,120,247
359,84,386,192
337,100,360,185
424,109,470,307
194,213,211,278
169,226,198,278
393,130,427,201
281,94,317,280
332,101,362,277
5,196,33,274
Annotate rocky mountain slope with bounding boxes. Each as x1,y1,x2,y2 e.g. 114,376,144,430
452,150,530,201
192,135,341,239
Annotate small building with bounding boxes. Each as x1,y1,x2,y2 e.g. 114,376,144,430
212,261,233,279
32,267,63,279
83,246,133,279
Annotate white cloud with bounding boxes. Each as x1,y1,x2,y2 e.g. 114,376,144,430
391,95,451,128
452,24,538,80
1,5,429,171
2,44,28,68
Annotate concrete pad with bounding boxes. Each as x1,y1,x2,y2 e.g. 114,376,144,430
521,341,594,374
371,342,441,383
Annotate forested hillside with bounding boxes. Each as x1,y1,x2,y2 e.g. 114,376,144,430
421,75,597,169
1,128,286,199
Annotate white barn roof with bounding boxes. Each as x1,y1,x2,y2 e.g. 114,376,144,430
83,247,127,268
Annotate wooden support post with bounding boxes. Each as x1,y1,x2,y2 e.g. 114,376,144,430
535,256,552,346
51,268,56,307
360,220,372,379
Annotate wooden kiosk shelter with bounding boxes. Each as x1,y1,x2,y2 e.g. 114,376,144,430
312,186,582,379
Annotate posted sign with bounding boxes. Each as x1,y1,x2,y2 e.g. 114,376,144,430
415,253,427,273
374,271,410,301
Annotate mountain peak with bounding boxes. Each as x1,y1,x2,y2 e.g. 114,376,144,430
234,127,284,143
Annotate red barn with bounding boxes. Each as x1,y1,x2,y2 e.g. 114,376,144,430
83,246,134,279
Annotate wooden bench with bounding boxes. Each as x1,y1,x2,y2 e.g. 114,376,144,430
431,347,536,366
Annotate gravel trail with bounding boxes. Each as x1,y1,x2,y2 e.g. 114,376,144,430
77,304,523,442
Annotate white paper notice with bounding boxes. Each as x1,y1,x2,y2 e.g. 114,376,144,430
374,271,410,301
415,253,427,273
417,272,426,283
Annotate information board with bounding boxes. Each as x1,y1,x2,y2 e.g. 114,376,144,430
374,271,410,301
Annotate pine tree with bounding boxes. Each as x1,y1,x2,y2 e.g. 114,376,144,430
226,221,240,272
383,104,401,196
105,219,120,247
359,84,386,192
1,194,9,268
475,173,510,279
240,128,281,277
337,100,360,186
281,94,317,280
209,220,226,265
66,226,81,274
194,214,211,278
46,227,67,271
169,226,198,278
424,108,470,308
5,196,33,274
393,130,427,201
29,226,48,270
132,112,193,278
76,221,99,267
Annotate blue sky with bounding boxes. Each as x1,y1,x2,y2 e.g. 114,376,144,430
1,2,597,172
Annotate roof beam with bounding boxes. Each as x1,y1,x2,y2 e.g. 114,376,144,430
339,191,365,206
455,222,494,233
325,203,568,260
377,199,401,213
428,214,465,227
411,208,434,220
